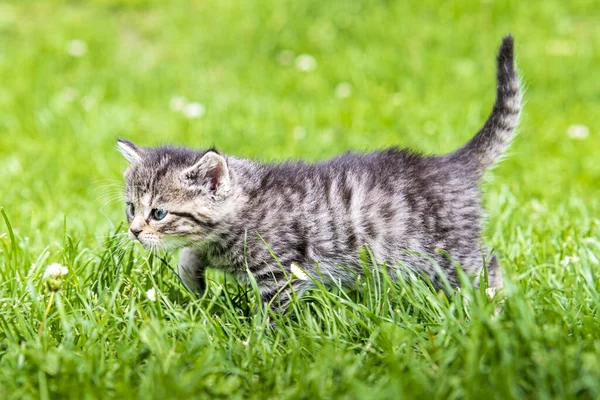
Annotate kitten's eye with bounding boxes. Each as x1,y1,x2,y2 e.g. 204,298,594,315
151,208,168,221
126,203,135,218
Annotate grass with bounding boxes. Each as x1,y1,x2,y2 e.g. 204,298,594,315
1,0,599,398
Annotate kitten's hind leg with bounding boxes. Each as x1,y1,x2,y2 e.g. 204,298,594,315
259,273,312,315
178,247,207,293
486,255,504,289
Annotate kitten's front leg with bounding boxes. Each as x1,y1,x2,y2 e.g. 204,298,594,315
178,247,207,293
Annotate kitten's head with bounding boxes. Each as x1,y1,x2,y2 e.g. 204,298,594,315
117,139,232,251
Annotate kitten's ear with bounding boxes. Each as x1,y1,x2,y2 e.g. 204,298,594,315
180,151,231,195
117,138,144,164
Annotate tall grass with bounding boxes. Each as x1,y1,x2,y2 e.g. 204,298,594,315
1,0,599,398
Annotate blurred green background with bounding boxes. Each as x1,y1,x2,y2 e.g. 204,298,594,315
1,1,599,398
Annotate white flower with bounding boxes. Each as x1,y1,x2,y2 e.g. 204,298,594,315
295,54,317,72
276,49,295,66
560,255,580,266
181,102,206,119
530,199,546,213
146,288,157,301
290,263,308,281
43,263,69,291
567,124,589,140
43,263,69,280
66,39,88,57
81,95,96,111
334,82,353,99
58,87,79,103
169,96,187,112
486,287,497,300
292,126,306,140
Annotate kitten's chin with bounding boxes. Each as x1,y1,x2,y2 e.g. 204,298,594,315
130,231,189,252
135,235,188,252
136,237,165,252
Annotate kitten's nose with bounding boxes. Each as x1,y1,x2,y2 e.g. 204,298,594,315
130,227,142,237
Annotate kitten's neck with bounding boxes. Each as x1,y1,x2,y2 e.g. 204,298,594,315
226,156,261,190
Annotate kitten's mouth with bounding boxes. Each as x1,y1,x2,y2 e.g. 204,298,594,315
137,239,166,252
128,231,166,252
134,234,189,252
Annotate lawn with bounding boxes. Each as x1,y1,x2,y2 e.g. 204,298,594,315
1,0,599,398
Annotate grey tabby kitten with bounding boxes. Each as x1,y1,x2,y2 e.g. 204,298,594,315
118,36,520,313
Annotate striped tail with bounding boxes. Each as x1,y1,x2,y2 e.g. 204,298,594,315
452,35,521,176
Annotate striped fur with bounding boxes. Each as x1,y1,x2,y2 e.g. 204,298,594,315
118,36,521,313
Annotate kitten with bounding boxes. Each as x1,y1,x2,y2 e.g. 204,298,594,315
118,36,520,313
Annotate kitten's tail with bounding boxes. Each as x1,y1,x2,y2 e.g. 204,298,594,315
451,35,521,176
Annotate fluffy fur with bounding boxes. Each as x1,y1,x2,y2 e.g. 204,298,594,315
118,36,521,312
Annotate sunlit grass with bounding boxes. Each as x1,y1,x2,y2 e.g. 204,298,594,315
1,0,599,398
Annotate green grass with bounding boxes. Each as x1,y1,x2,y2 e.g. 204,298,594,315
1,0,599,398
